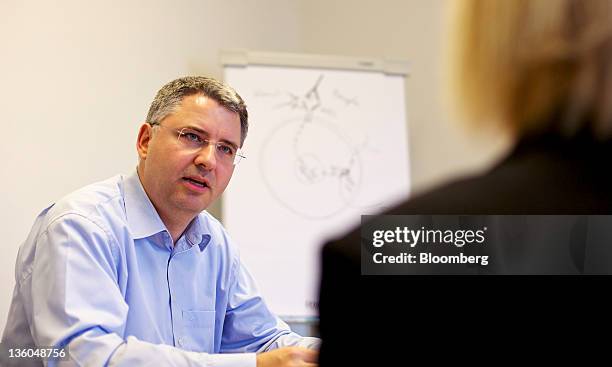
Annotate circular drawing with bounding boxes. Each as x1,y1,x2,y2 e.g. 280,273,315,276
259,116,362,219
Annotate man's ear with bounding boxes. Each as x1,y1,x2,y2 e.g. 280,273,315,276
136,123,153,160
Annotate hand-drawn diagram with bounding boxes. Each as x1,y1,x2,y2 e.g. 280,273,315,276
256,75,383,219
224,61,410,317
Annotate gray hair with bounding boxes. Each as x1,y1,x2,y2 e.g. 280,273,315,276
146,76,249,146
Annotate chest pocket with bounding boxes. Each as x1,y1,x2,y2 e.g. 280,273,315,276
182,310,216,353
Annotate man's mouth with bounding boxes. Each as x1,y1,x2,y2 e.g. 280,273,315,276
183,177,209,189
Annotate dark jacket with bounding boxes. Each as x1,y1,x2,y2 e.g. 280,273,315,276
317,133,612,365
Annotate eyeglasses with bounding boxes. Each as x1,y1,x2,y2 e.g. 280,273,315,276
151,123,246,166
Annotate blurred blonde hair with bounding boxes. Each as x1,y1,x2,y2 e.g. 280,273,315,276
449,0,612,138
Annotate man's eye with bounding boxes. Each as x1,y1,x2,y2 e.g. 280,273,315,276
217,144,235,156
183,132,202,143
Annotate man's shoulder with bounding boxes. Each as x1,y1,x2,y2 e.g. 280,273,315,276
16,175,127,279
42,174,126,229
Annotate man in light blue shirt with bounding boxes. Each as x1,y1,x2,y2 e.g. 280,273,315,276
1,77,319,367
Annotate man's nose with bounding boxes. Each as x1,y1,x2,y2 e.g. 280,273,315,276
194,143,216,170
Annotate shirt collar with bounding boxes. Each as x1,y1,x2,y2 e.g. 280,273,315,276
183,216,211,252
123,169,211,252
123,170,167,239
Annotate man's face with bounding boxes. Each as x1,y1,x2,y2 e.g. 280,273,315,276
137,94,241,222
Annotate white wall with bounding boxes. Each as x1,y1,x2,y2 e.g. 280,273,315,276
0,0,509,334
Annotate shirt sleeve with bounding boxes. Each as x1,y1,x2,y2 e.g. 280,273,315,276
107,337,255,367
261,334,321,350
219,259,321,354
26,214,255,367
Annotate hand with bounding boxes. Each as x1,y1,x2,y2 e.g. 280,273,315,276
256,346,318,367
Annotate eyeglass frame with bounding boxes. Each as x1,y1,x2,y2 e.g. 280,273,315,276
148,122,246,166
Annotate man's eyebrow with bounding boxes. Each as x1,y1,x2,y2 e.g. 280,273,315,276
183,126,240,149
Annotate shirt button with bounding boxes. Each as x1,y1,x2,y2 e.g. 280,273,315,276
178,337,185,346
